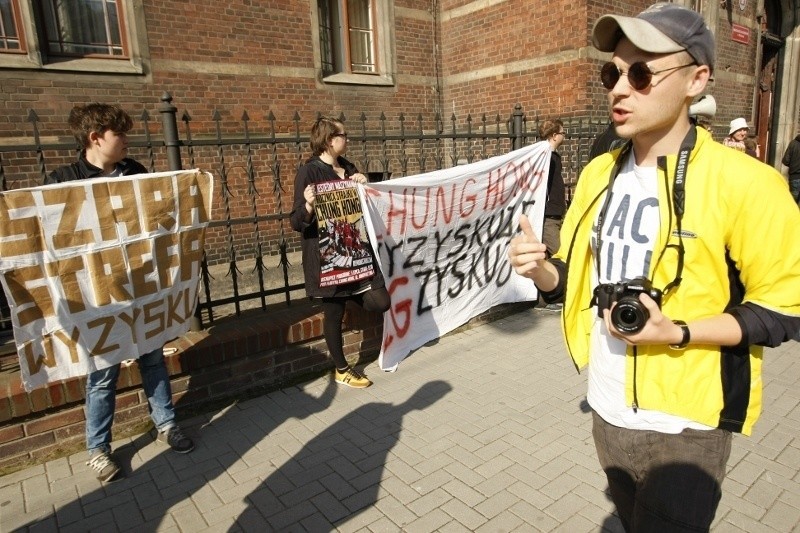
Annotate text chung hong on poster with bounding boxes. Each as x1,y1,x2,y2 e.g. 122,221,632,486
359,141,552,371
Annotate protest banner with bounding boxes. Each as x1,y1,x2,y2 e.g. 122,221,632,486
360,142,551,370
315,179,374,287
0,169,214,391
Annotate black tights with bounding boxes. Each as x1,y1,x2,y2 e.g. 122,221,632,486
321,287,390,370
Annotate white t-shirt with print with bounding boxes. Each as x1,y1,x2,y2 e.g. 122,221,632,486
586,155,713,433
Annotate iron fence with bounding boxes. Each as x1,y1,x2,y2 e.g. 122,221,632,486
0,94,611,340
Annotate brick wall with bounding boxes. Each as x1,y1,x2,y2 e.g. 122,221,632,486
1,0,767,182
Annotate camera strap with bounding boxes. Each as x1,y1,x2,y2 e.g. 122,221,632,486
593,141,632,284
662,126,696,295
594,126,697,295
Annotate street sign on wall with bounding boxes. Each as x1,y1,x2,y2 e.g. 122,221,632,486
731,23,751,45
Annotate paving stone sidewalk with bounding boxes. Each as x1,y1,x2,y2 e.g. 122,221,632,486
1,308,798,532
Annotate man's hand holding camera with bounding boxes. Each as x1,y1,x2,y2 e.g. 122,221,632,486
600,292,685,348
594,278,682,347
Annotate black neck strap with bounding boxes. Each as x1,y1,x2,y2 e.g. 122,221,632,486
594,126,697,294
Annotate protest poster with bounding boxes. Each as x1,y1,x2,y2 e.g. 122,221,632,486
0,169,214,391
315,179,375,287
360,142,551,370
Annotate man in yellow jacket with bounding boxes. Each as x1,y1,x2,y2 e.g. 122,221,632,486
508,4,800,531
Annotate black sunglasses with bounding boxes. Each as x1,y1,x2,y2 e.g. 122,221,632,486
600,61,697,91
332,132,348,139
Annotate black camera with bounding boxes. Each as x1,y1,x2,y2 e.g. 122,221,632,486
593,277,663,334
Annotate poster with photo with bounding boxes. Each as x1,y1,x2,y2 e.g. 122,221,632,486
315,180,374,287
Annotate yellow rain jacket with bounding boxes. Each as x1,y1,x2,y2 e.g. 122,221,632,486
552,127,800,435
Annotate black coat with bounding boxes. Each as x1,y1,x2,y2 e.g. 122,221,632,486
290,155,385,299
45,155,148,184
782,135,800,180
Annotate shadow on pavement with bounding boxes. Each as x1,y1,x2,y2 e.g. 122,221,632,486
230,380,453,531
18,371,339,531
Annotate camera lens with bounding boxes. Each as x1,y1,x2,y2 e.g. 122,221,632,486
610,298,649,333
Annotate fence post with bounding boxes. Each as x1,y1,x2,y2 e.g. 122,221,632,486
511,103,524,151
159,92,182,172
159,92,202,331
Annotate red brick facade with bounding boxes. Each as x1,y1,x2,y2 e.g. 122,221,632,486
0,0,797,472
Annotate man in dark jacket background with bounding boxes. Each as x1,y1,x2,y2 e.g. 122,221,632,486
782,133,800,206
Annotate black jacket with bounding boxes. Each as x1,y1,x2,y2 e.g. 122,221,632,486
45,155,148,184
289,155,385,299
545,151,565,217
782,135,800,180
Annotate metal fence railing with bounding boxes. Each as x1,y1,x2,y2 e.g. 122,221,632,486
0,94,611,340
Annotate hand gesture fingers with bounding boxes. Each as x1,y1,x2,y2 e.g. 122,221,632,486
508,214,548,277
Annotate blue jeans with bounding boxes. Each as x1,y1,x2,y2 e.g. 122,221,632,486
85,348,176,456
790,178,800,206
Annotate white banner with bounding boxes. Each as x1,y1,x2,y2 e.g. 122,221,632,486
360,142,551,370
0,169,214,391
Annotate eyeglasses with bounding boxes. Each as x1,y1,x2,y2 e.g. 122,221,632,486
600,61,697,91
332,132,348,139
555,131,565,136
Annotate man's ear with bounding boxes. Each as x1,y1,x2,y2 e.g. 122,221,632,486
87,130,101,145
687,65,711,98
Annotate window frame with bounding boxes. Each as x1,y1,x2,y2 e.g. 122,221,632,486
312,0,394,87
0,0,148,74
38,0,129,59
0,0,26,53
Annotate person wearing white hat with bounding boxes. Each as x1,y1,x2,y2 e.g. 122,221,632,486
508,3,800,531
723,117,758,157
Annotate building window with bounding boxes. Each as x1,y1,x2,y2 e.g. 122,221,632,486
319,0,376,75
0,0,146,74
40,0,126,58
314,0,393,86
0,0,24,52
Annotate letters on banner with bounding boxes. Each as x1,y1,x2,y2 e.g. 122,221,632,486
314,180,374,287
360,142,551,371
0,169,214,391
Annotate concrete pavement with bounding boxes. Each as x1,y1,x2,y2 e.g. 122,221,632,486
1,307,798,532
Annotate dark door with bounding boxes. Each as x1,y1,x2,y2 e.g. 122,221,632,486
754,39,779,162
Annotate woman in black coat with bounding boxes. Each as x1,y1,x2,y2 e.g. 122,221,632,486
290,117,390,388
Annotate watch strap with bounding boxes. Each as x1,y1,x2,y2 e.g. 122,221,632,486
669,320,690,350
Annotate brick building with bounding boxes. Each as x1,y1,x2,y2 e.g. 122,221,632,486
1,0,799,171
0,0,799,470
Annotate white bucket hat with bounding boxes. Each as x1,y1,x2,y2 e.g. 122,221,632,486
729,117,749,135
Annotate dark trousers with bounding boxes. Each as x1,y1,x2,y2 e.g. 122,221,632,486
592,411,731,532
321,287,390,370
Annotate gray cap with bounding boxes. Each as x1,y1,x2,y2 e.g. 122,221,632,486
592,3,715,72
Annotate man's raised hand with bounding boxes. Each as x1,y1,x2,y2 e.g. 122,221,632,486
508,214,549,279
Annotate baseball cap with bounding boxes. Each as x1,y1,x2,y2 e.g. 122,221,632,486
592,3,715,72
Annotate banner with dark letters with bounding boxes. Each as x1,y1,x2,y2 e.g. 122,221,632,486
0,169,214,391
360,142,551,371
315,180,375,287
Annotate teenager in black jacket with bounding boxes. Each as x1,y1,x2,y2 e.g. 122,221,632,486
47,104,193,482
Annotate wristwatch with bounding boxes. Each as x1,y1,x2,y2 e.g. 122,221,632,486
669,320,691,350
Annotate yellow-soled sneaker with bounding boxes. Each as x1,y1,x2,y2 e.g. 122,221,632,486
334,367,372,388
